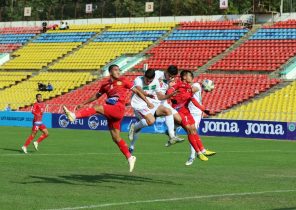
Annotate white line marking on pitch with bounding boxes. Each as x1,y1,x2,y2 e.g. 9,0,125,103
45,189,296,210
0,150,288,157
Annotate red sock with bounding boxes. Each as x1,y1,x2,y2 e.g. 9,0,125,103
194,134,205,151
75,107,97,118
188,134,201,153
24,135,34,147
37,134,48,143
115,139,131,159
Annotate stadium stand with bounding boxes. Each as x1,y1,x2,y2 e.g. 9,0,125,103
46,24,105,33
194,74,280,115
0,72,96,110
0,26,41,53
1,42,81,70
209,20,296,72
0,20,293,121
217,80,296,122
21,72,141,114
0,71,32,89
49,22,176,70
135,21,248,70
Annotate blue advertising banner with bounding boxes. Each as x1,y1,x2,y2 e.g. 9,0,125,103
52,113,169,133
287,122,296,140
199,119,288,140
51,113,295,140
0,111,52,128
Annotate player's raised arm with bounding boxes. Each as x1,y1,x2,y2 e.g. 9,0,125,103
76,91,103,110
190,97,211,115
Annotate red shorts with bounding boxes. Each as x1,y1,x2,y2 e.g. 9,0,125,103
178,108,195,127
32,124,47,132
103,103,125,130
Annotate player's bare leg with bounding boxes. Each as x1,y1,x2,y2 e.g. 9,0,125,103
110,128,136,172
34,128,49,151
63,104,104,122
22,130,37,154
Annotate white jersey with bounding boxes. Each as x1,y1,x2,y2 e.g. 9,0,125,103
131,76,161,108
188,82,203,115
155,70,169,104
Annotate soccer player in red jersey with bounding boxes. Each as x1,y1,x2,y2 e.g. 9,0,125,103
62,64,153,172
167,70,215,161
21,94,49,154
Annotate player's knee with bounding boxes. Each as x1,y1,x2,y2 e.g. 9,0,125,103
146,118,155,126
164,108,172,116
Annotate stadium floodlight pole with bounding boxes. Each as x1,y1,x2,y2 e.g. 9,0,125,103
280,0,283,15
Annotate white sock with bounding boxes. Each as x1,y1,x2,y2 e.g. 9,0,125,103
190,145,196,159
134,119,148,132
165,114,175,138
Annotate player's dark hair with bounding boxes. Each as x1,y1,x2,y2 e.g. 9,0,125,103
108,64,119,72
167,65,178,75
144,69,155,80
36,93,42,99
180,70,193,81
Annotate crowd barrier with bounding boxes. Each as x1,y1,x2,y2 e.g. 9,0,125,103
52,113,296,140
0,111,52,128
0,111,295,140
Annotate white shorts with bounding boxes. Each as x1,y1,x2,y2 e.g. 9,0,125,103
191,113,202,129
162,102,178,115
134,101,161,120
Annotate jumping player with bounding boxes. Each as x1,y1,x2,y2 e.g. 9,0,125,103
154,65,184,146
185,80,216,166
21,94,49,154
62,64,153,172
167,70,215,161
128,69,179,153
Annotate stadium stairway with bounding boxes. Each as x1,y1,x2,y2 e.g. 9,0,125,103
101,25,179,75
197,24,262,73
214,80,292,116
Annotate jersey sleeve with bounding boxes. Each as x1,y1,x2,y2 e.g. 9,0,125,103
192,82,201,90
155,70,164,80
133,76,143,88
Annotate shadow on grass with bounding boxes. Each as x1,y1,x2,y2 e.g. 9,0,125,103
272,208,296,210
17,173,181,187
0,147,23,153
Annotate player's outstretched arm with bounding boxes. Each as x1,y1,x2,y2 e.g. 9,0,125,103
132,87,154,109
76,92,102,110
191,97,206,111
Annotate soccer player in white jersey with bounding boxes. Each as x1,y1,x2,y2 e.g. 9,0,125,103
154,65,184,146
185,81,216,166
128,69,178,153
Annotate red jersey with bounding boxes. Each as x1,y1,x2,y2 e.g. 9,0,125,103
32,102,46,124
168,81,205,112
169,81,192,110
98,77,133,105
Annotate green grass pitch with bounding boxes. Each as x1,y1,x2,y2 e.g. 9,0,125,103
0,126,296,210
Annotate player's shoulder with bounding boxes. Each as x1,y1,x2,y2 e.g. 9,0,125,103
134,75,144,83
154,70,164,79
192,82,201,89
